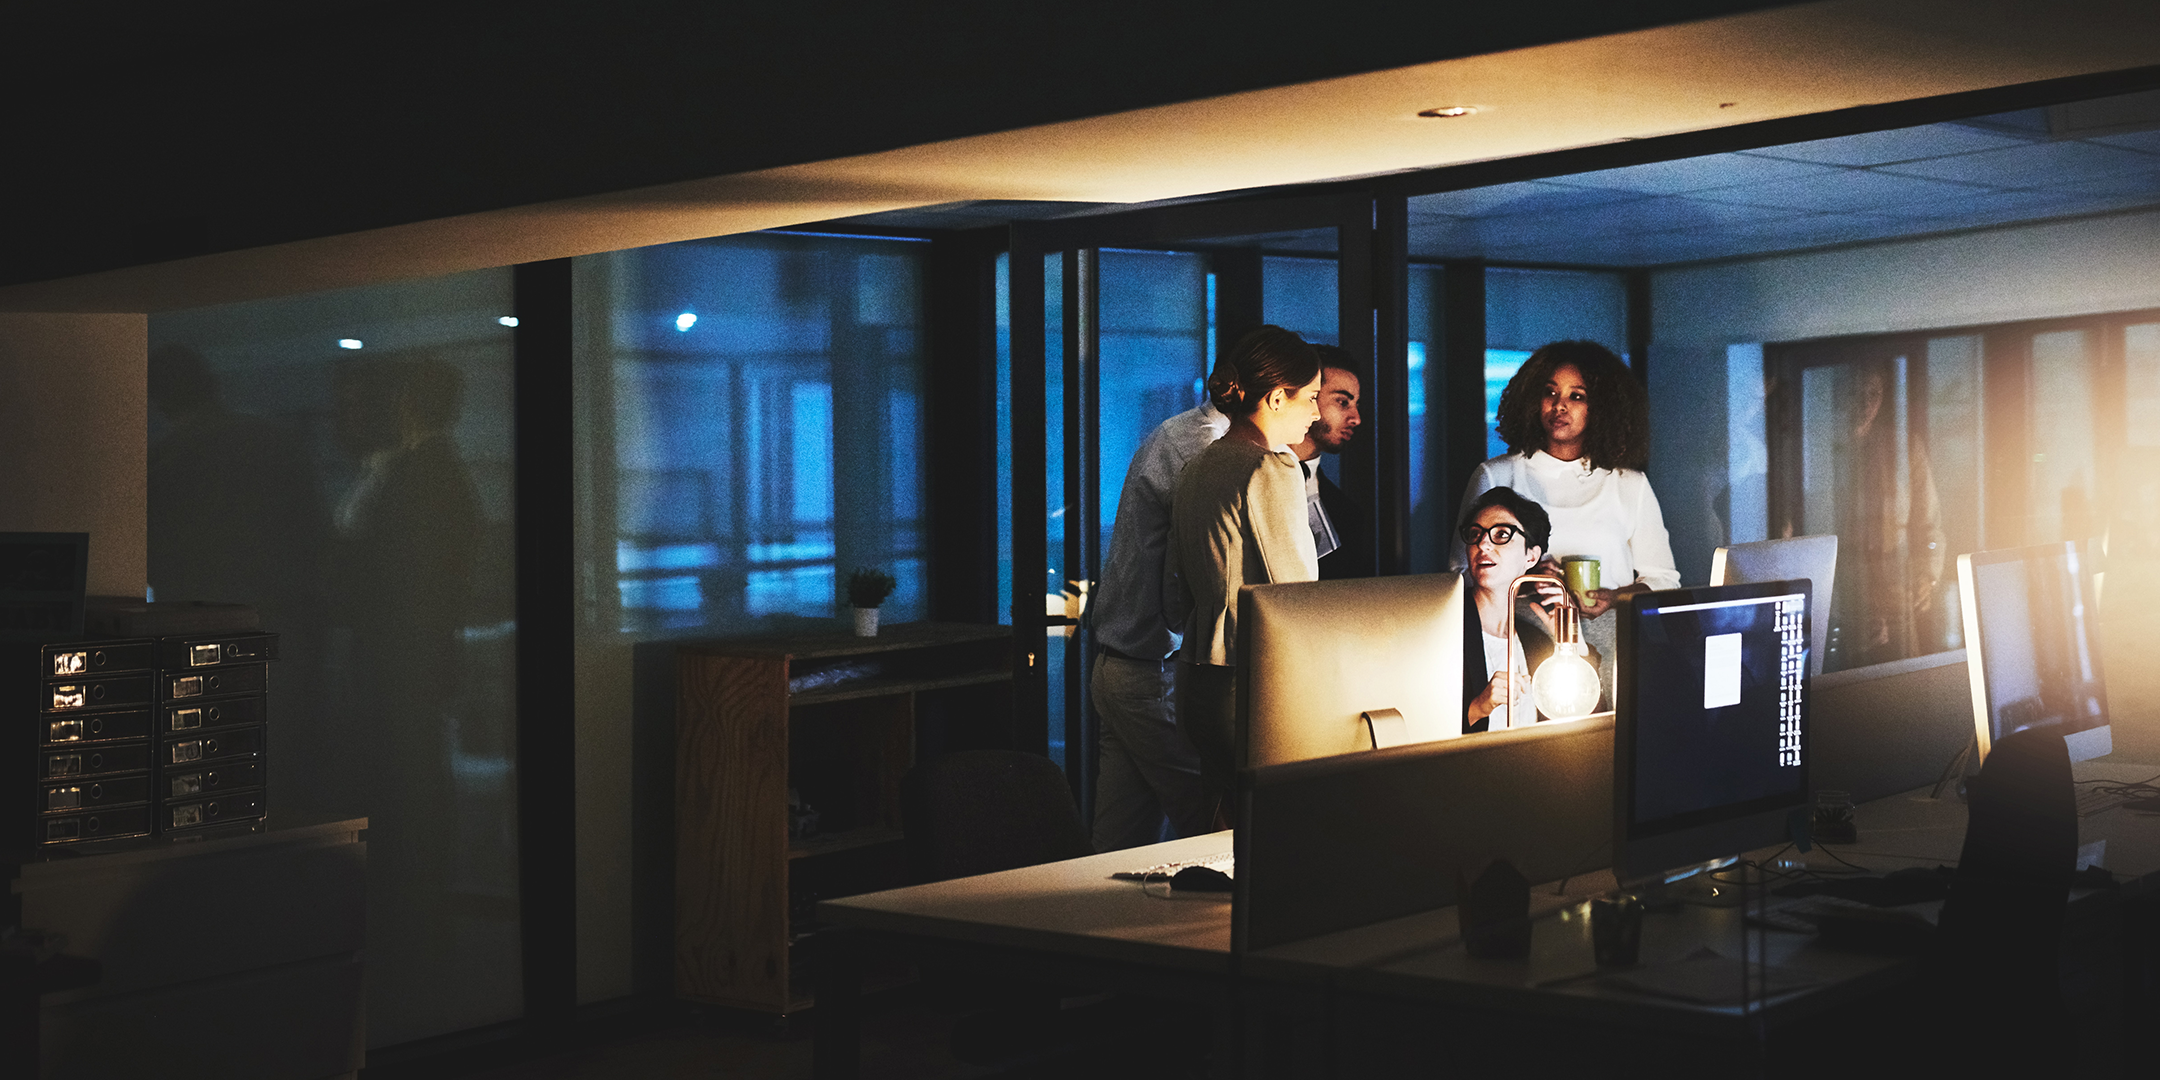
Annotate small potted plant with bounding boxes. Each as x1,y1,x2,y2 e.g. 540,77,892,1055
844,567,897,637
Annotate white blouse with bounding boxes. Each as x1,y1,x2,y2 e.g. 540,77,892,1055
1450,450,1682,592
1479,629,1531,730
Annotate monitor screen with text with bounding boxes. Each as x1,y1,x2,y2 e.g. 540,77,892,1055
1627,589,1808,833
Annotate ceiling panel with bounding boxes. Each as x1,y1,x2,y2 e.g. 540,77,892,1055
2057,166,2160,198
1739,123,2032,166
1407,180,1641,219
1694,169,1993,213
2090,129,2160,154
832,95,2160,271
1875,139,2160,184
1539,153,1840,196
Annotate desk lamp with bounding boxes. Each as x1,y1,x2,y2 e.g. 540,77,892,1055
1503,573,1602,724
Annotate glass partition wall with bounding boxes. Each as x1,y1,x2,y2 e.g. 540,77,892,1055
574,234,930,636
137,81,2160,1059
568,232,933,1001
1007,197,1385,809
150,271,523,1046
1769,311,2160,672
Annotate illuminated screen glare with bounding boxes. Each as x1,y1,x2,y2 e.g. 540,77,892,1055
1628,592,1808,831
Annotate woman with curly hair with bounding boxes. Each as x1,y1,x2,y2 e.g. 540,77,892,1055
1449,341,1679,693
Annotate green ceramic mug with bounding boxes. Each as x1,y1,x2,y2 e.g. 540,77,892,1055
1562,556,1601,606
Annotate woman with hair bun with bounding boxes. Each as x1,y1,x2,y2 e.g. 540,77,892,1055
1167,324,1324,817
1450,340,1679,695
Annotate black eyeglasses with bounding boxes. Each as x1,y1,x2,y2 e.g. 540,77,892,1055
1459,522,1521,548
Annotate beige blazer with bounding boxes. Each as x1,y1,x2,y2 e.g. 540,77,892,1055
1165,436,1318,667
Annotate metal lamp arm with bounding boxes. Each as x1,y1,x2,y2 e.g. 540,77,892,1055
1500,573,1579,727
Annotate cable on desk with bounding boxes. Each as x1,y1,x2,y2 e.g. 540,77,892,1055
1550,837,1611,896
2075,771,2160,813
1805,843,1872,875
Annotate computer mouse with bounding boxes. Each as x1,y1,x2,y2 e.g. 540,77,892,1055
1171,865,1232,892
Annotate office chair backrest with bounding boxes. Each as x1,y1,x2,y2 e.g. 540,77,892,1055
901,749,1093,883
1935,725,2075,1014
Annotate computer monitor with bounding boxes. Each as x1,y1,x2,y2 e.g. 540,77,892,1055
1710,534,1836,677
1957,540,2111,764
1613,579,1812,883
1238,573,1463,768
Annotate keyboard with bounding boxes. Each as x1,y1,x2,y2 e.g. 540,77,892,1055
1112,850,1234,881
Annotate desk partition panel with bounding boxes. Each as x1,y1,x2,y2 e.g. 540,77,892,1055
1809,651,1973,803
1234,715,1612,952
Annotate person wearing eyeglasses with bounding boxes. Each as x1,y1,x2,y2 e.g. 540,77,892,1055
1451,341,1678,697
1458,487,1585,733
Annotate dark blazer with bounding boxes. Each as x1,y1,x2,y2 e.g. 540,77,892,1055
1315,468,1374,580
1459,574,1602,734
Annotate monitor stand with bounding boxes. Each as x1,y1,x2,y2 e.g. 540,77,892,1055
1634,856,1749,910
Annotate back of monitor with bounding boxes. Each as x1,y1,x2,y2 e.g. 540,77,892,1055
1235,714,1614,951
1959,541,2112,765
1238,573,1463,769
1711,534,1836,677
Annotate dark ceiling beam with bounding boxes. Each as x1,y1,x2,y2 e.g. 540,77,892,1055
0,0,1790,288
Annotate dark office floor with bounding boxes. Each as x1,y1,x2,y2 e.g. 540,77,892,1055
461,991,1207,1080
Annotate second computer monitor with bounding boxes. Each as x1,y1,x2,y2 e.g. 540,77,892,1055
1613,579,1812,883
1710,534,1836,678
1958,540,2111,764
1238,573,1464,768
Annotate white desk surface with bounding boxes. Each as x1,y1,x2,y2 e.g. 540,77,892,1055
817,830,1236,973
1245,762,2160,1036
815,763,2160,1026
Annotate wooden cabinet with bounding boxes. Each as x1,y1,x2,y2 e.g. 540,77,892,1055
673,621,1012,1013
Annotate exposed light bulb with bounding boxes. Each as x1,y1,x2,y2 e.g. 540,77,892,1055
1531,647,1601,721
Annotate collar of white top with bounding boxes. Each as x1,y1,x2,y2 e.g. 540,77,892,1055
1528,449,1596,476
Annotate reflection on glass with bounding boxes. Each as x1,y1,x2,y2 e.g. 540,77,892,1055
1484,349,1533,461
2114,324,2160,609
1262,256,1337,346
1485,268,1629,462
2030,330,2097,546
1798,358,1947,670
150,270,521,1046
1925,335,1982,650
583,234,929,634
1044,254,1067,769
1098,250,1211,563
996,253,1014,626
2127,323,2160,449
1407,267,1438,567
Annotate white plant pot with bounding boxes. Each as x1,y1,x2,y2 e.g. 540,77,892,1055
852,607,880,637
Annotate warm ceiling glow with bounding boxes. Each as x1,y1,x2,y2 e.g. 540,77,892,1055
9,0,2160,314
1417,106,1479,118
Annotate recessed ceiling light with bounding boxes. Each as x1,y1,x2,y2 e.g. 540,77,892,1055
498,316,519,327
338,339,363,350
1417,106,1478,119
675,313,698,332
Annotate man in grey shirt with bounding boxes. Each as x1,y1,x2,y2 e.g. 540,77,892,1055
1087,396,1228,851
